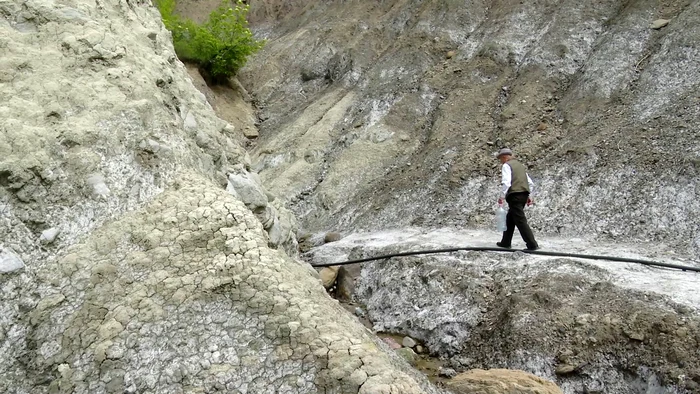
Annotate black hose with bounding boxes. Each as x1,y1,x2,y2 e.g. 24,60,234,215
309,246,700,273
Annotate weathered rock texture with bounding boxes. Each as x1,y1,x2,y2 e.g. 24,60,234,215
364,255,700,393
307,230,700,393
446,369,563,394
237,0,700,256
0,0,295,267
0,0,445,392
0,177,443,393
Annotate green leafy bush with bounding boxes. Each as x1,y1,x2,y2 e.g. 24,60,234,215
156,0,265,83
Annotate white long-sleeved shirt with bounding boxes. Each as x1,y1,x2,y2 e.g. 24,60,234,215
501,163,534,197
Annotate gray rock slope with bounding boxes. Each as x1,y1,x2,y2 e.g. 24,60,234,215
307,230,700,393
1,176,442,393
0,0,443,392
0,0,294,267
240,0,700,256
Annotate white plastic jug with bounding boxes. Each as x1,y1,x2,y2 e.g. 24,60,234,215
495,205,507,232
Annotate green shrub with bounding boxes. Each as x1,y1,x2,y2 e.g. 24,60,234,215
155,0,265,83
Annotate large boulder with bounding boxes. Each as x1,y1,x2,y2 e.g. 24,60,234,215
445,369,562,394
0,176,443,393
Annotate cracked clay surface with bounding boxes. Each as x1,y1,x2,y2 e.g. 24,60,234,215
0,175,443,394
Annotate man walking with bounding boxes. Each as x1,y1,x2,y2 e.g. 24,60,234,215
496,148,539,250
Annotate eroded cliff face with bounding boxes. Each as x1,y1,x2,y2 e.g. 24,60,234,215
0,0,298,264
240,0,699,255
0,0,444,392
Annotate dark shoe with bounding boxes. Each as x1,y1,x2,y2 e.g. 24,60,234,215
525,245,540,251
496,242,511,249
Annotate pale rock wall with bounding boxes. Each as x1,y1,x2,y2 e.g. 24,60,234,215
240,0,700,256
0,0,295,269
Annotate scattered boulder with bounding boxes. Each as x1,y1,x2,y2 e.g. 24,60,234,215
0,248,25,273
243,126,259,139
554,364,576,375
446,51,456,59
86,173,110,199
447,356,475,370
39,227,60,244
324,232,343,243
402,336,417,348
319,266,340,288
445,369,563,394
226,171,268,209
650,19,670,29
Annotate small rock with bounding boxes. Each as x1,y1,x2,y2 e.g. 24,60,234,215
243,127,259,139
537,122,548,131
675,327,688,338
650,19,670,30
402,336,417,348
575,313,592,326
486,141,494,146
39,227,60,244
382,337,402,350
226,172,268,209
556,348,574,362
584,382,604,393
0,248,25,273
195,131,213,149
222,123,235,134
86,173,110,198
627,331,645,341
395,347,417,366
439,367,458,378
555,364,576,375
139,138,162,153
354,307,366,318
319,266,339,289
446,50,456,59
415,345,425,354
184,112,197,131
324,232,342,243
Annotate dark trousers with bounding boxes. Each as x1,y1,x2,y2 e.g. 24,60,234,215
500,192,538,249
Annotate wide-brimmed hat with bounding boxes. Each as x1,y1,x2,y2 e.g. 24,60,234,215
497,148,513,157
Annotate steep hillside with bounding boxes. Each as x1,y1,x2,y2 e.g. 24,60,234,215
0,0,447,392
240,0,699,256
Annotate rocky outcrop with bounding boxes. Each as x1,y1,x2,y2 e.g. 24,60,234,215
0,0,295,268
446,369,562,394
0,0,445,392
239,0,700,256
306,230,700,393
0,176,442,393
